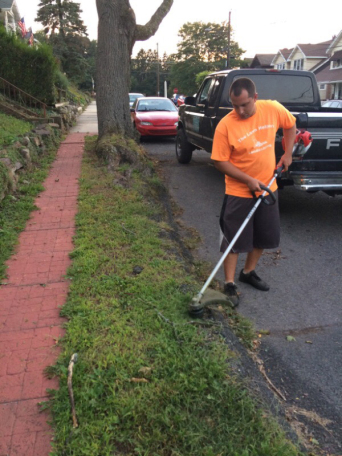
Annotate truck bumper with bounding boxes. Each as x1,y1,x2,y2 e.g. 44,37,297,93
290,171,342,193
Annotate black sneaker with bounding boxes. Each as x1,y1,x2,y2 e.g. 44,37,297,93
239,269,269,291
223,282,239,308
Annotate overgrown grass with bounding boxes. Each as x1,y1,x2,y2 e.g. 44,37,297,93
48,137,302,456
0,111,32,147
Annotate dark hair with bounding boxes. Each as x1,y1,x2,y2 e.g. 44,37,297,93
229,78,256,98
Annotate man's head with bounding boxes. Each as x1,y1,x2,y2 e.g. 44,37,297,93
229,78,258,119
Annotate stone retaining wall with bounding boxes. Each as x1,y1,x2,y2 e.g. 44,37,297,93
0,101,87,203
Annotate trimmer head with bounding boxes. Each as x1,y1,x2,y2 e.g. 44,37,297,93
188,289,236,318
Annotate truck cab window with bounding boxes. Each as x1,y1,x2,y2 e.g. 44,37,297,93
198,78,214,105
208,78,224,107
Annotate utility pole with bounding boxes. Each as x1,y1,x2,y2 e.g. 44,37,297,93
227,10,231,69
156,43,160,96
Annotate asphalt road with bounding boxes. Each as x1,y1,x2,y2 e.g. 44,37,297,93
142,137,342,454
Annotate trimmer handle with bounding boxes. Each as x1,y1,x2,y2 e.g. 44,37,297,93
258,185,276,205
275,165,284,178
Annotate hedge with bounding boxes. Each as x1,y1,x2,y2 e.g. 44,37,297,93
0,25,58,105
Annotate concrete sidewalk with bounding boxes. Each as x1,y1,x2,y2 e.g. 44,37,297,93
0,104,97,456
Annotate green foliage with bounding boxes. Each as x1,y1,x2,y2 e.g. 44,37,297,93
195,71,213,89
34,1,96,89
169,21,246,95
46,139,302,456
0,25,58,104
0,112,32,147
170,57,210,96
54,69,71,91
177,21,245,67
35,0,87,36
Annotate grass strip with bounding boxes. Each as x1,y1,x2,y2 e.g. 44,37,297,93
48,137,302,455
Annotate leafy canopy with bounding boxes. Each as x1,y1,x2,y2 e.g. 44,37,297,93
35,0,87,36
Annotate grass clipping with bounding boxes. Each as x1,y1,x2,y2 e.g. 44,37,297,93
49,136,301,456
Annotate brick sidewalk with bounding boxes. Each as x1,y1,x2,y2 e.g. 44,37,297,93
0,133,86,456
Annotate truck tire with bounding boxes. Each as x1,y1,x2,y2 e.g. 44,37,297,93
176,128,193,164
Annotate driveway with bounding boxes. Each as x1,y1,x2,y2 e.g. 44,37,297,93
143,138,342,454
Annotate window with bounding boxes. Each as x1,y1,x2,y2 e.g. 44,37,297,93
198,78,215,105
228,74,315,105
293,59,304,70
276,63,285,70
208,77,224,107
332,59,342,69
319,84,326,90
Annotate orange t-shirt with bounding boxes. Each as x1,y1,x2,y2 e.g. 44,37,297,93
211,100,296,197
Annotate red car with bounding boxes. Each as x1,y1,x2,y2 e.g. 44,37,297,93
130,97,179,137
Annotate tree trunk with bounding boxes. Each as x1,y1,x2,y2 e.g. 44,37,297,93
96,0,136,138
96,0,173,140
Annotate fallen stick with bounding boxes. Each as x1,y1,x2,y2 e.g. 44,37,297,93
67,353,79,428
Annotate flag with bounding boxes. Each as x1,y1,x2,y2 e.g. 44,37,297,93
28,31,34,46
18,17,27,37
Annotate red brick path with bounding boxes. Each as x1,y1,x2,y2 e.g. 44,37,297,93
0,133,86,456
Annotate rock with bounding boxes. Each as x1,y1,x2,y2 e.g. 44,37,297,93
20,148,31,161
133,266,144,275
33,129,50,136
14,162,23,171
32,136,41,147
22,136,31,146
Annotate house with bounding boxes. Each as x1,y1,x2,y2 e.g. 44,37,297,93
271,40,332,71
0,0,21,33
271,48,293,70
314,31,342,100
250,54,275,69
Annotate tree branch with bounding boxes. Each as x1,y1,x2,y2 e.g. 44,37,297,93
134,0,173,42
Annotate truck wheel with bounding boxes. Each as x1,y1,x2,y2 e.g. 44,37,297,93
176,129,193,164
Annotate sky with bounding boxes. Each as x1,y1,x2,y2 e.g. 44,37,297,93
16,0,342,59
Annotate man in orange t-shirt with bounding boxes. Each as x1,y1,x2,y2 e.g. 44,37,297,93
211,77,296,306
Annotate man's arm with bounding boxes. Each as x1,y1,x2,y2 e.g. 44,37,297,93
213,161,265,194
277,124,296,171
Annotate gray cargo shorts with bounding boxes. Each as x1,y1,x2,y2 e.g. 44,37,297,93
219,191,280,253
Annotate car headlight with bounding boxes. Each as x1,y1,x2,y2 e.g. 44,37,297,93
140,121,153,125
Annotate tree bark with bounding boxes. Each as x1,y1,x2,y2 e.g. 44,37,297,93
96,0,173,139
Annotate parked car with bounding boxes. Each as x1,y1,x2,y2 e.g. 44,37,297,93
176,69,342,196
322,100,342,108
130,97,178,137
129,92,144,107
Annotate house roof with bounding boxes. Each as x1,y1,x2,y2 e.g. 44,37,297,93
250,54,275,67
315,64,342,83
270,48,293,66
0,0,14,8
279,48,293,60
310,59,329,73
288,40,333,60
327,30,342,54
331,49,342,61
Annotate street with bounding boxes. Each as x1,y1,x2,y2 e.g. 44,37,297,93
143,137,342,454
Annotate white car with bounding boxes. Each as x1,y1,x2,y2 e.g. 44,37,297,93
129,93,144,107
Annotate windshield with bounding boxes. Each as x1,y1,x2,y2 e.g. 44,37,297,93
221,74,315,106
129,94,143,103
137,99,177,112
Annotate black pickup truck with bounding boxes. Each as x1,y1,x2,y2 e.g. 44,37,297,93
176,69,342,196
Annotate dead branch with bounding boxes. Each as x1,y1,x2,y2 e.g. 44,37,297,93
67,353,79,428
